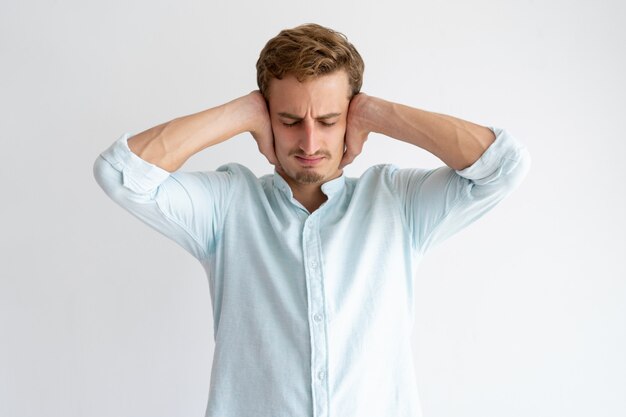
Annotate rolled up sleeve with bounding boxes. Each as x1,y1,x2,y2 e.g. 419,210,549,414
96,133,171,193
389,126,531,252
93,133,237,260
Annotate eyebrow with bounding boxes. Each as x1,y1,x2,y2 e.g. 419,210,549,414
278,112,342,121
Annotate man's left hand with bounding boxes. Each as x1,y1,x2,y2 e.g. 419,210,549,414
340,93,372,169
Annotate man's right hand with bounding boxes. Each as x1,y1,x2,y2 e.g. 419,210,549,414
127,91,279,172
244,91,279,167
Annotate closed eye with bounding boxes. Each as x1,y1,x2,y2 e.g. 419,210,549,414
281,120,337,127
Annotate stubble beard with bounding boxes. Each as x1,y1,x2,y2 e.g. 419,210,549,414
294,170,326,184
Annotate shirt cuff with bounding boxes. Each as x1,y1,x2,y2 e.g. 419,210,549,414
99,132,171,194
455,126,524,183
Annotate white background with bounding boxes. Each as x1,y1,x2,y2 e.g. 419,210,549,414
1,0,625,416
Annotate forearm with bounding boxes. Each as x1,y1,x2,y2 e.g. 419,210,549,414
362,96,496,171
127,95,256,172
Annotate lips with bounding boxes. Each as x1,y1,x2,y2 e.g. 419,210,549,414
295,155,325,166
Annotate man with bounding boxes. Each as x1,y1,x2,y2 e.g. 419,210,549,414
94,23,530,417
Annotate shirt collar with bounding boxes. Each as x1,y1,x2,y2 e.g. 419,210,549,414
320,173,346,198
273,170,346,200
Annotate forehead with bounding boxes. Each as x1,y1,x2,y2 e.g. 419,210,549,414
267,70,351,115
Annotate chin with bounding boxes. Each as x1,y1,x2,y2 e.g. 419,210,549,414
294,170,326,184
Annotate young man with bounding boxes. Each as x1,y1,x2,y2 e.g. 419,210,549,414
94,23,530,417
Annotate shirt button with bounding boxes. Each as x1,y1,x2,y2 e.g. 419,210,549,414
318,371,326,380
313,313,323,322
310,260,318,269
307,222,314,229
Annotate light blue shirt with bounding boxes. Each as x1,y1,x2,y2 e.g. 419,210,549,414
93,126,530,417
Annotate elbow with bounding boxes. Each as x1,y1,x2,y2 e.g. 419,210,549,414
92,155,125,201
93,155,106,187
93,155,111,191
491,146,531,197
509,146,532,189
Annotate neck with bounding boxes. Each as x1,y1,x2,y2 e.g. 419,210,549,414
278,171,342,213
292,185,327,213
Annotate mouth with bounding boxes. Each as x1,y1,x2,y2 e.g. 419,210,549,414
295,155,325,166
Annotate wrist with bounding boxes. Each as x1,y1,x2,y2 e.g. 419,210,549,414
360,95,391,135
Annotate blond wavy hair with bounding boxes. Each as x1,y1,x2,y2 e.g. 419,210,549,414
256,23,364,100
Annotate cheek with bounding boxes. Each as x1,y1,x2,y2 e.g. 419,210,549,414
272,133,295,160
331,129,346,154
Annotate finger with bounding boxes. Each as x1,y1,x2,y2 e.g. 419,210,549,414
266,148,279,166
252,123,278,166
265,127,279,166
339,135,365,169
339,146,358,169
258,141,278,166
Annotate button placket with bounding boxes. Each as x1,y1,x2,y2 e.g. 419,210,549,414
303,216,329,417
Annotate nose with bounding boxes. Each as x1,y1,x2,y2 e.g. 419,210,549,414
299,120,320,155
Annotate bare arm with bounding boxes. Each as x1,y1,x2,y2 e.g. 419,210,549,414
127,91,276,172
341,94,496,171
